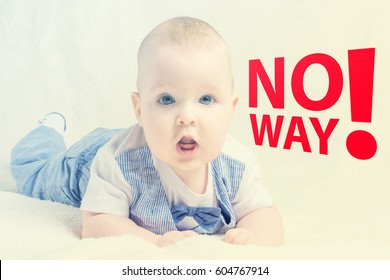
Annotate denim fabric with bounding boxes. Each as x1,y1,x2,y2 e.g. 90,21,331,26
10,126,121,207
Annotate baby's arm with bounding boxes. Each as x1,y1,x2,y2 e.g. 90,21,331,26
82,211,159,243
222,204,284,246
81,211,197,246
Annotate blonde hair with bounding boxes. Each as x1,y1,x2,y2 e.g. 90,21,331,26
137,16,229,59
136,17,232,91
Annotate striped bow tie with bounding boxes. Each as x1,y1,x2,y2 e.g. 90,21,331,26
171,203,221,232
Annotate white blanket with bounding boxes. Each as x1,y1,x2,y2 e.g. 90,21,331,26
1,169,389,260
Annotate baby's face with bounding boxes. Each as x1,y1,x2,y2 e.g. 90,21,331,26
133,44,237,176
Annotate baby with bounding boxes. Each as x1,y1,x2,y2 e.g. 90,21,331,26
11,16,283,247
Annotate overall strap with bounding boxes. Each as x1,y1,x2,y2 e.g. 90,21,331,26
116,147,176,235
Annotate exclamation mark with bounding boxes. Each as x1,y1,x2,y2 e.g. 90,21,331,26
346,48,377,160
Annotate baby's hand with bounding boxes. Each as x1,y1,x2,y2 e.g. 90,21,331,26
222,228,262,245
156,230,198,247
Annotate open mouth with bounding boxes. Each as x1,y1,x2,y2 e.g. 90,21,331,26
178,137,197,151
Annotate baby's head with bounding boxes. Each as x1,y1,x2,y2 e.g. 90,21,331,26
132,17,238,177
136,16,233,91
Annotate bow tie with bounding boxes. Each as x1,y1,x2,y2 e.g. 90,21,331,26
171,203,221,232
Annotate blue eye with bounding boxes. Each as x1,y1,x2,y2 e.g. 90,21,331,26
158,95,175,105
199,95,215,105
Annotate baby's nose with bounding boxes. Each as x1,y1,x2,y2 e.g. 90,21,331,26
176,105,196,126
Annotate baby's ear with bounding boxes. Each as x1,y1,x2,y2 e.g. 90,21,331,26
131,92,142,126
232,93,239,109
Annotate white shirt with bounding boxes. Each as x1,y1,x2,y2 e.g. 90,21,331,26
80,125,273,228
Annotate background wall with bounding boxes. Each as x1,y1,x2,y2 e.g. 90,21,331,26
1,0,389,256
